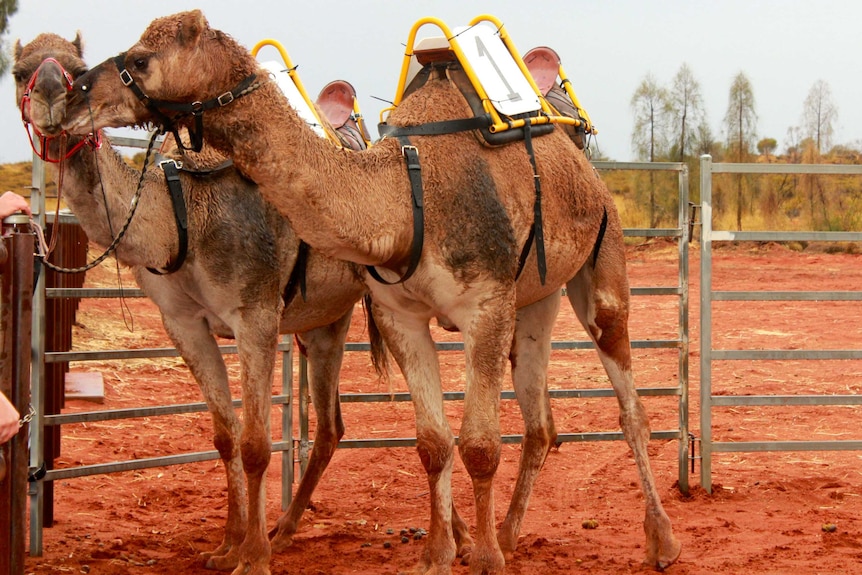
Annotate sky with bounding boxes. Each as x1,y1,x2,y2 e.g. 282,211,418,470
1,0,860,164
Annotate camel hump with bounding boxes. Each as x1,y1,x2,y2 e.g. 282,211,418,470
523,46,561,96
316,80,357,129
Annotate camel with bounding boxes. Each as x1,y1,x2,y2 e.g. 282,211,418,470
59,11,681,575
13,32,378,571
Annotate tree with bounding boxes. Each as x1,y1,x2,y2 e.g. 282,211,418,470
800,79,838,155
723,72,757,229
630,73,670,162
757,138,777,159
0,0,19,77
631,74,670,227
668,63,706,161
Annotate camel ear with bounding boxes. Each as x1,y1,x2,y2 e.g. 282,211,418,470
177,9,208,46
14,39,22,61
73,31,84,58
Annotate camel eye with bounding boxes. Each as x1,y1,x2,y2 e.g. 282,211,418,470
133,57,148,72
72,67,89,79
12,71,26,83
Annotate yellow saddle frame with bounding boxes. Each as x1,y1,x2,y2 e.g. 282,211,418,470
383,14,597,137
251,38,371,148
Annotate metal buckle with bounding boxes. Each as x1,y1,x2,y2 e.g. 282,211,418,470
217,91,235,106
119,69,134,87
401,144,418,158
159,159,182,171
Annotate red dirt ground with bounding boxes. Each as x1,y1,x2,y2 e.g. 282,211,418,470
19,241,862,574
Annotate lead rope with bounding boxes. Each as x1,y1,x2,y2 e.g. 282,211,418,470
34,130,160,274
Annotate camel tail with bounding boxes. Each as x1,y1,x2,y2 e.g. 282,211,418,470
363,294,392,389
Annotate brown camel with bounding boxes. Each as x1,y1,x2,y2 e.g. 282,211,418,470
59,11,681,575
13,32,377,571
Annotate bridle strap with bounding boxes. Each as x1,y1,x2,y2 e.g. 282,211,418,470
113,52,260,153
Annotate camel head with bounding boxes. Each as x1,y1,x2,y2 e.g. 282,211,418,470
13,32,86,135
63,9,258,137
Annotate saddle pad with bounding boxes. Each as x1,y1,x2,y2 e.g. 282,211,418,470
523,46,561,96
259,60,327,139
316,80,357,129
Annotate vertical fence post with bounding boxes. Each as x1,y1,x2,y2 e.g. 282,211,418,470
0,213,35,575
698,154,714,493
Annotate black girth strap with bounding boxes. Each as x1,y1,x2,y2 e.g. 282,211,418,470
366,135,424,285
592,207,609,266
113,53,259,153
282,240,310,305
378,115,491,138
147,160,189,275
515,122,548,284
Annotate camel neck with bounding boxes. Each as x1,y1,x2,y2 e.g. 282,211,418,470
201,82,411,267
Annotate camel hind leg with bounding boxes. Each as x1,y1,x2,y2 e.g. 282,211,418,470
497,291,561,556
565,228,681,571
269,310,352,552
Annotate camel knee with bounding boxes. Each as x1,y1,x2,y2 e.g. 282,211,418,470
523,423,557,458
459,434,501,481
213,428,238,461
241,434,272,474
416,430,455,477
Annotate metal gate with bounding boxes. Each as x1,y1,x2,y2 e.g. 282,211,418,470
698,155,862,492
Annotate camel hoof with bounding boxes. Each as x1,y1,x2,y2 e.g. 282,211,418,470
206,554,239,572
644,539,682,572
269,531,294,554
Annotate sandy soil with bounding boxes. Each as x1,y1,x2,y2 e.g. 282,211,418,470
17,241,862,574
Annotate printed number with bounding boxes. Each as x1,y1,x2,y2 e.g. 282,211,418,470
475,35,522,103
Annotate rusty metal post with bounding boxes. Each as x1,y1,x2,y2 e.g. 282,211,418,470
0,213,35,575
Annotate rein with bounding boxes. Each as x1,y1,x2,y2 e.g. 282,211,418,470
37,130,161,274
112,52,263,153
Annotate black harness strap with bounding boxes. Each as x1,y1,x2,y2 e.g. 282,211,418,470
515,122,548,284
592,207,609,266
147,160,189,275
282,240,310,305
378,115,491,138
113,53,260,153
366,135,424,285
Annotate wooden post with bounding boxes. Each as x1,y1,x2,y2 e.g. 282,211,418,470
0,214,35,575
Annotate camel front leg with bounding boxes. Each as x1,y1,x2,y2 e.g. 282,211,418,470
269,311,352,552
159,312,248,570
567,258,681,570
230,308,280,575
497,291,560,557
457,290,514,575
369,300,457,575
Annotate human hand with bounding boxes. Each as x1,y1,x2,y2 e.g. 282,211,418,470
0,191,31,219
0,392,20,444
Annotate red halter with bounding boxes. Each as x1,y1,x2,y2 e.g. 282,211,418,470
19,57,101,163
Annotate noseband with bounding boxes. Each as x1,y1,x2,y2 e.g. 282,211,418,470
20,57,101,162
111,52,262,153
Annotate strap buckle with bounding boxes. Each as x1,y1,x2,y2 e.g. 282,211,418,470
119,69,134,87
217,91,235,106
401,144,418,158
159,159,183,171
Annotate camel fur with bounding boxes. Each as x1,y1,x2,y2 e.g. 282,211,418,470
14,32,376,570
59,11,681,575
